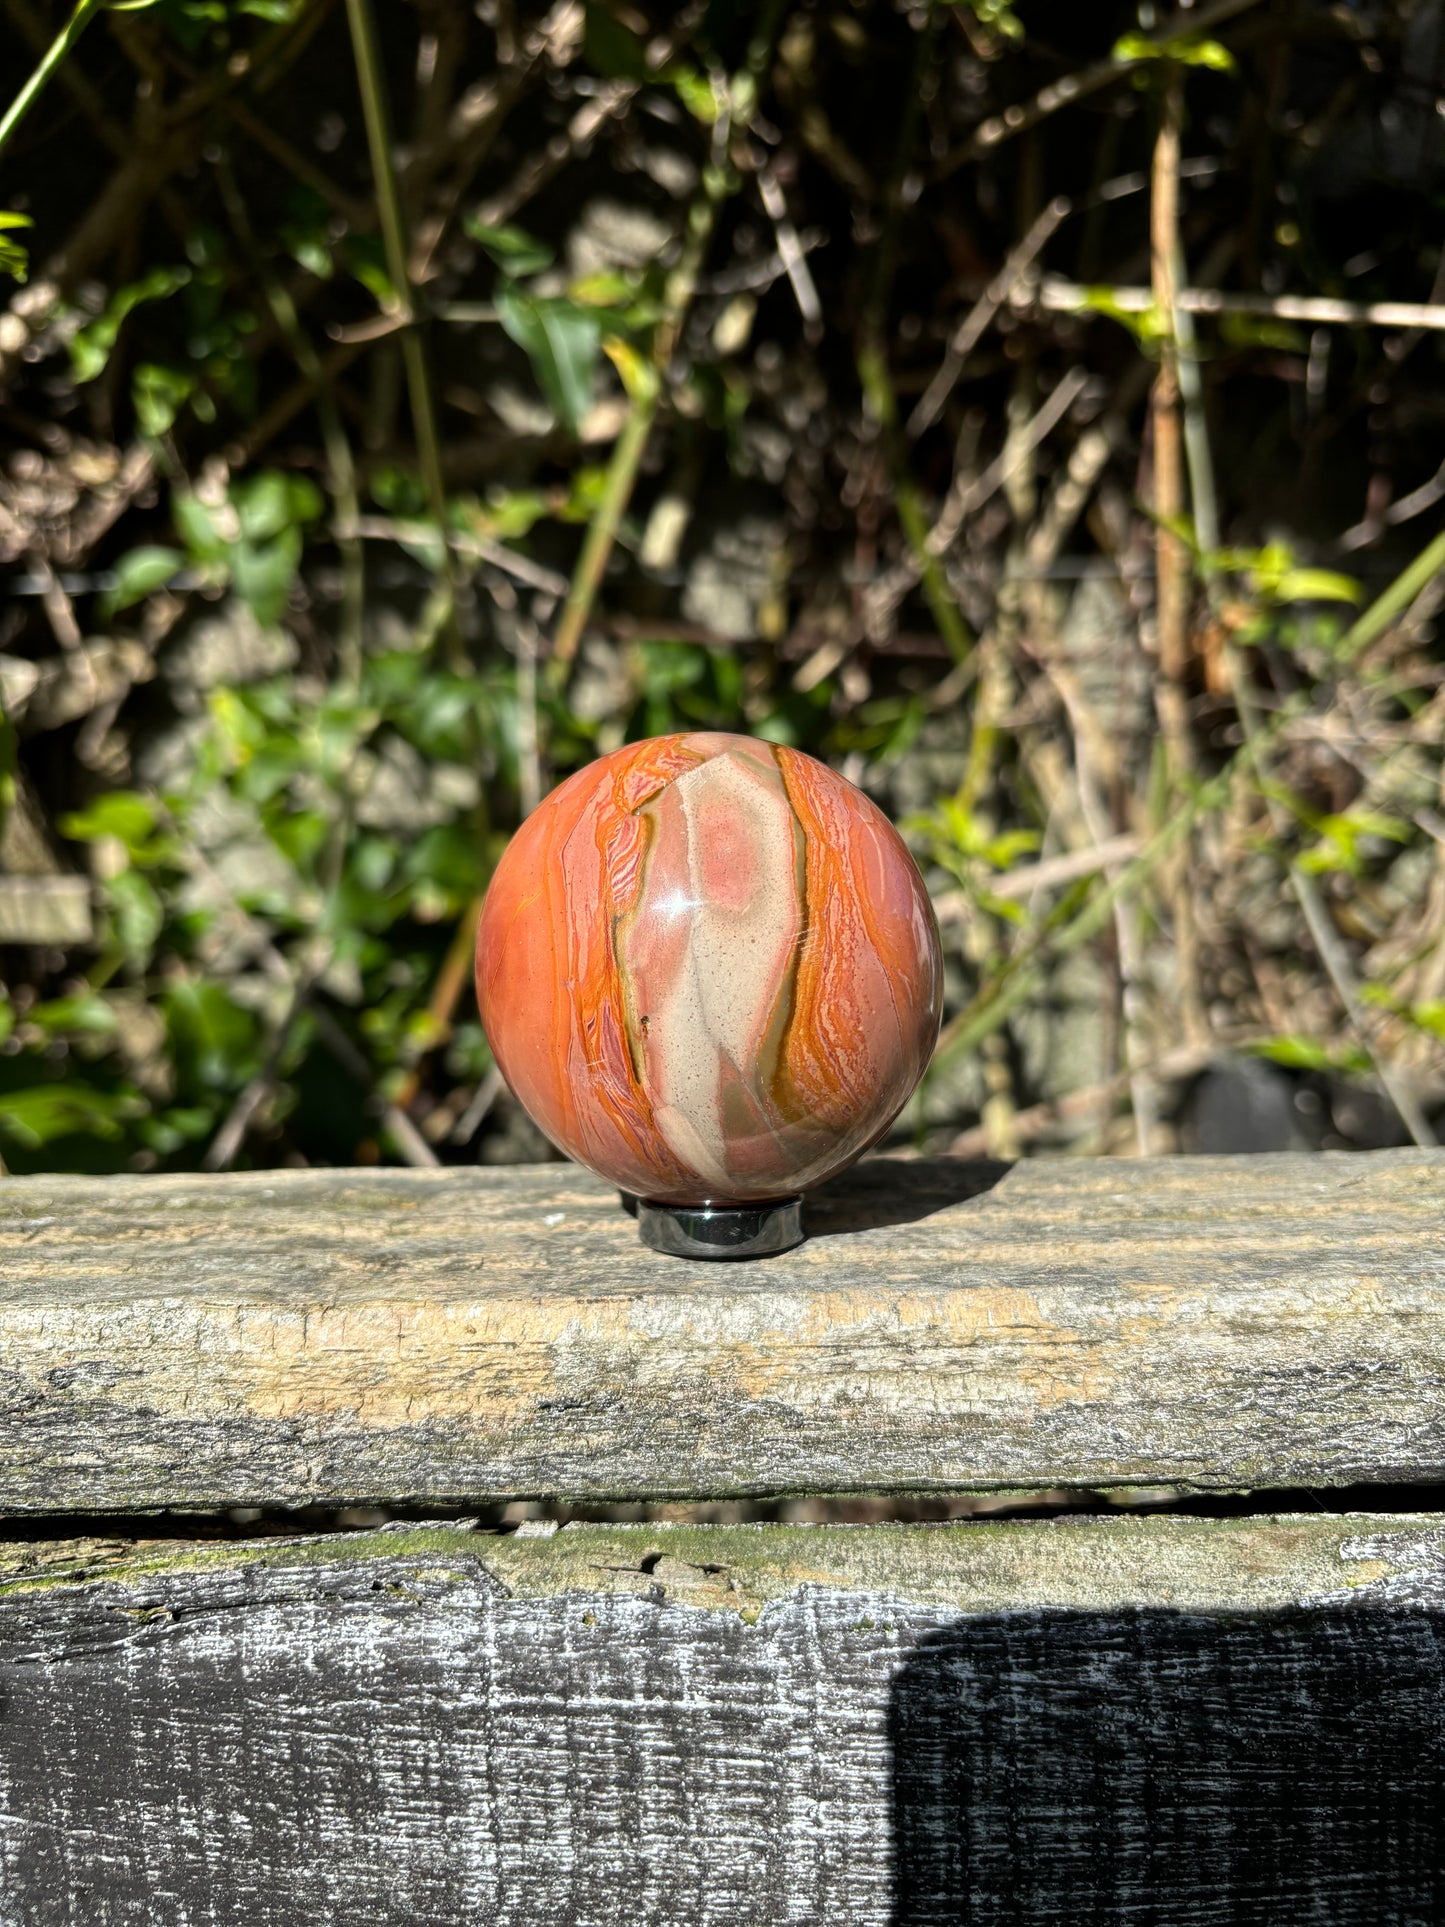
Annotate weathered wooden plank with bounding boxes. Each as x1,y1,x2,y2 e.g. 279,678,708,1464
2,1515,1444,1925
1,1149,1442,1510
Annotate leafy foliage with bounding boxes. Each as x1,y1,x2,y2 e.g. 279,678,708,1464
0,0,1442,1175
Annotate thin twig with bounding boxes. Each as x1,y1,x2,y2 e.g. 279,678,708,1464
908,196,1070,440
1226,652,1437,1147
865,366,1087,635
933,835,1142,919
755,158,823,336
0,0,104,158
1339,526,1445,660
1150,73,1190,721
857,344,975,663
548,392,661,678
1039,278,1445,334
216,154,366,685
343,0,462,666
927,706,1305,1078
387,895,483,1118
450,1065,503,1144
547,12,780,681
947,1041,1229,1158
930,367,1089,561
1148,66,1210,1050
341,515,568,598
932,0,1267,183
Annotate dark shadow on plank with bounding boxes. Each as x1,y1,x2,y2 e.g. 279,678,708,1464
891,1606,1445,1926
806,1157,1011,1239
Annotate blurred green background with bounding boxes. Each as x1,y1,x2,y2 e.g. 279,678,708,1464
1,0,1443,1177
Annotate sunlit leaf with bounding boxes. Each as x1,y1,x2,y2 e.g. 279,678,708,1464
1114,30,1235,70
495,282,602,436
234,470,323,544
0,1084,139,1150
1272,569,1363,606
172,491,231,564
107,870,164,962
464,217,554,278
1250,1036,1372,1075
232,529,303,625
0,210,33,284
670,63,719,124
59,791,160,856
602,334,656,401
132,362,196,437
102,545,185,616
69,266,191,383
28,994,121,1037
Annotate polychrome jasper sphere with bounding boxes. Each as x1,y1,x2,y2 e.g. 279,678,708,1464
476,732,943,1207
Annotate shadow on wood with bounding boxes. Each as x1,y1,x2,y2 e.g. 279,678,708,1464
805,1157,1011,1238
890,1607,1445,1924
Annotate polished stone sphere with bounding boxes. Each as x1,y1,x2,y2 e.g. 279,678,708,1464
475,732,943,1207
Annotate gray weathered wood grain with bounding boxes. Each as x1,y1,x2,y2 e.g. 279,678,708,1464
1,1149,1442,1509
2,1516,1444,1925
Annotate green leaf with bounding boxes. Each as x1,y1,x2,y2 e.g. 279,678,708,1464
1114,30,1235,70
463,218,554,278
164,980,259,1092
132,362,196,438
1071,286,1166,347
138,1104,215,1155
282,226,334,280
0,210,33,284
370,466,428,518
1250,1035,1372,1075
232,528,302,626
1272,569,1364,606
1219,313,1308,354
402,823,485,904
601,333,657,402
172,490,231,564
0,1082,138,1150
28,994,121,1037
495,282,602,436
670,63,719,124
944,0,1023,37
583,4,649,79
1408,1000,1445,1042
340,234,396,308
108,870,164,962
233,470,323,544
102,545,185,616
69,266,190,383
59,791,159,856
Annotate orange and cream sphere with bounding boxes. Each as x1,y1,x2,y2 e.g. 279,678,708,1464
476,733,942,1206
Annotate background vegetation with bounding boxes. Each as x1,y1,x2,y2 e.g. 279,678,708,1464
2,0,1444,1178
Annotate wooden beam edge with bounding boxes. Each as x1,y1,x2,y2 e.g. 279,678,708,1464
3,1514,1443,1618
